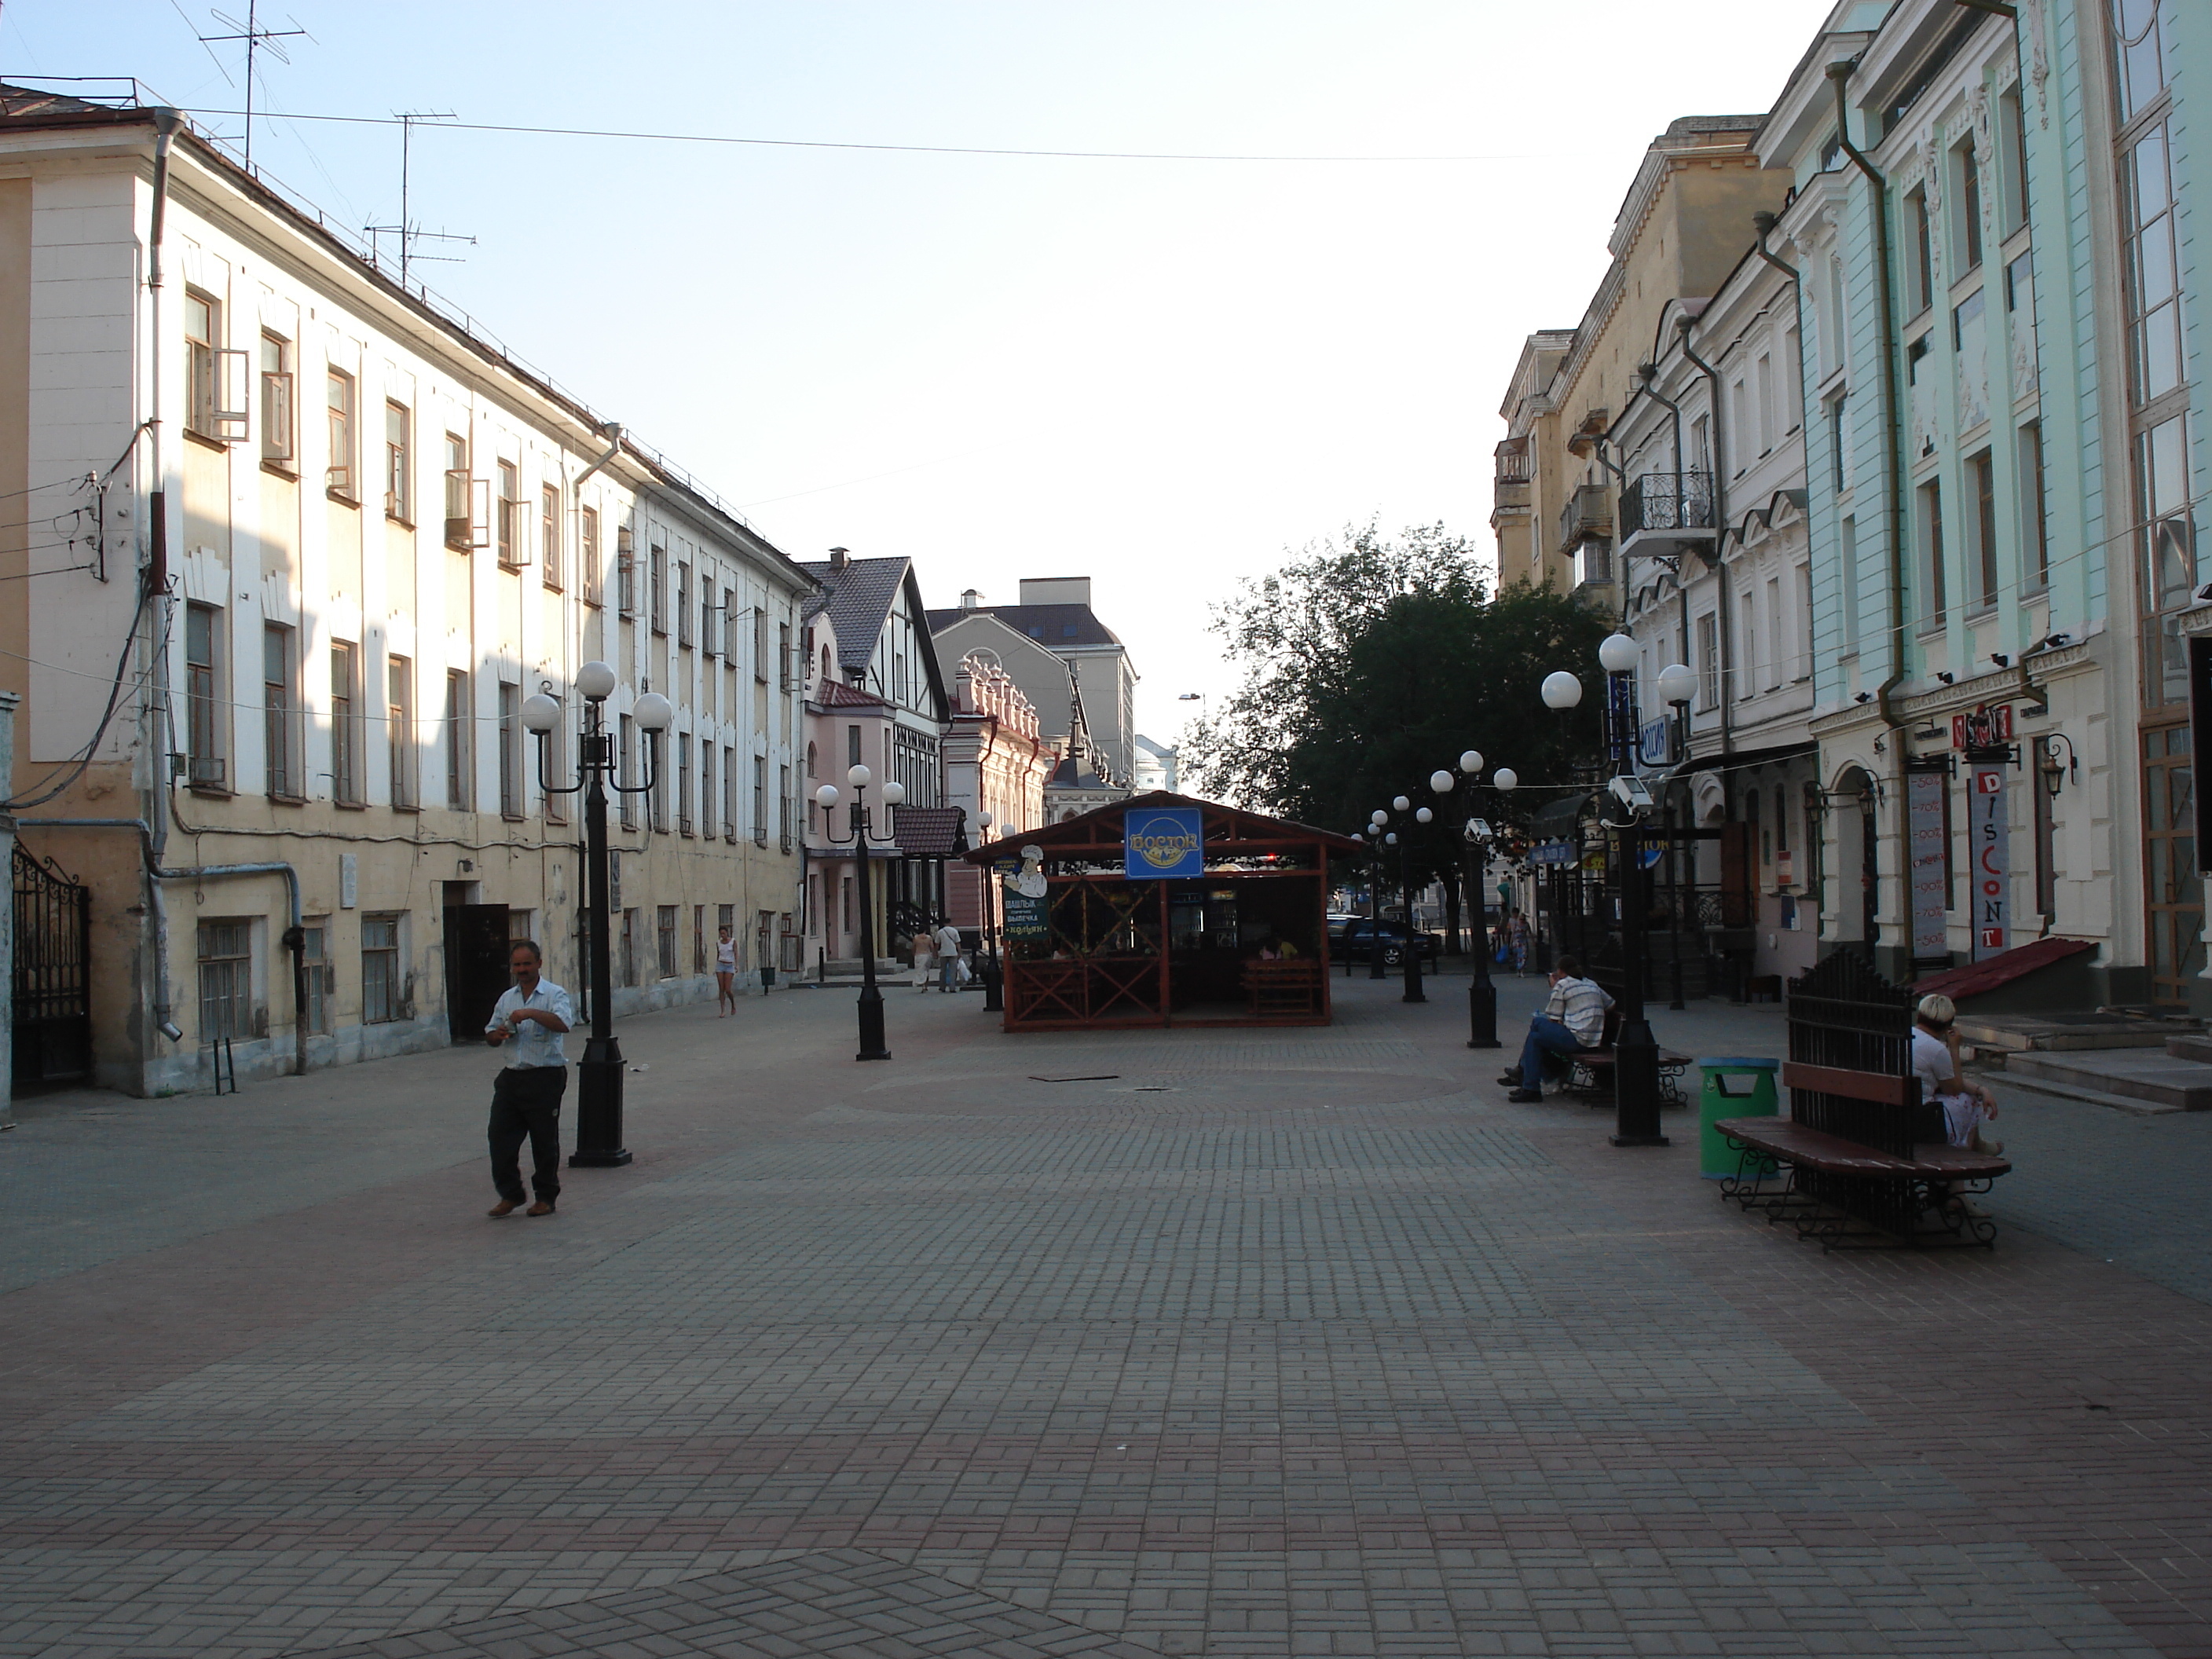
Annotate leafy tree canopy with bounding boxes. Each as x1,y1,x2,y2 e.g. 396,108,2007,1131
1184,522,1610,887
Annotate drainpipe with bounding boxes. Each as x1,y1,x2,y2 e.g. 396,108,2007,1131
1828,60,1910,740
1676,321,1734,761
143,107,185,1057
20,818,307,1078
572,421,623,492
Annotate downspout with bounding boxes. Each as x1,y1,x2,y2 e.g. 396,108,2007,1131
1676,321,1734,760
1636,361,1694,818
17,819,304,1074
143,107,184,1059
1828,60,1910,739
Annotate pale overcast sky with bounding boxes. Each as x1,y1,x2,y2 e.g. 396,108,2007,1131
8,1,1830,746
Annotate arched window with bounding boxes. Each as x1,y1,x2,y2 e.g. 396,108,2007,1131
821,646,833,681
805,742,816,779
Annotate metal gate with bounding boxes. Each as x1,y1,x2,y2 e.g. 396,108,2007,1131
12,844,92,1086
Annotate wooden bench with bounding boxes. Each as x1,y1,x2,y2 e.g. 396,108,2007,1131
1560,1008,1694,1106
1240,958,1323,1018
1713,1060,2012,1251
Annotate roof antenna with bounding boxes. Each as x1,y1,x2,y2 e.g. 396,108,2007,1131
364,112,473,285
198,2,306,169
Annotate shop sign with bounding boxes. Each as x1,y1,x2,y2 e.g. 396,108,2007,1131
1951,703,2013,749
1906,767,1949,961
1970,764,2009,958
1001,886,1050,942
1123,807,1204,878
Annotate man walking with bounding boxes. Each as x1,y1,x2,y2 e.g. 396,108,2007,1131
484,940,573,1218
1502,954,1613,1102
936,920,964,993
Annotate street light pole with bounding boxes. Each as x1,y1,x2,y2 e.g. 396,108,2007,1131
1366,809,1389,980
523,664,667,1169
977,808,1004,1013
819,764,904,1061
1434,754,1510,1049
1394,795,1428,1005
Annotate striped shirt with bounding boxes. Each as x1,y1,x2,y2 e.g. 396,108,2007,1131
1544,975,1614,1046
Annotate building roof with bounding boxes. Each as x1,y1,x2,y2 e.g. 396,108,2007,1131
891,806,968,859
812,679,890,710
964,790,1361,866
927,603,1122,649
1048,756,1116,790
797,555,913,676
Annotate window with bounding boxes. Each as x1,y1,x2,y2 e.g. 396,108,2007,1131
197,918,253,1040
541,485,561,589
497,681,521,818
448,435,477,551
701,584,718,657
1970,450,1998,608
1906,187,1934,313
847,723,862,768
1841,517,1860,650
754,609,769,683
778,622,792,689
1999,89,2030,234
580,506,602,606
1920,478,1947,620
677,562,693,646
1697,614,1720,709
361,914,401,1024
1827,391,1851,494
693,905,706,976
842,876,853,934
1796,564,1814,679
2111,0,2176,126
1756,353,1776,452
700,743,716,837
650,727,668,833
184,289,222,439
1764,576,1782,690
721,588,736,664
493,457,519,563
185,602,225,788
1821,255,1848,375
331,641,360,804
657,905,678,979
325,368,355,498
2137,410,2194,705
753,755,767,845
617,524,636,616
1738,591,1756,701
301,919,330,1035
2120,121,2182,405
260,332,294,467
677,734,694,834
387,654,416,808
617,712,636,829
384,401,412,522
779,764,792,845
1954,133,1983,272
264,623,298,798
1728,379,1748,474
2020,423,2050,589
621,908,639,987
723,745,737,842
445,669,471,809
805,740,817,780
650,544,667,634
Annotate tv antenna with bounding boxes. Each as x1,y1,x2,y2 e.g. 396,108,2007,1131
197,2,308,168
363,111,474,284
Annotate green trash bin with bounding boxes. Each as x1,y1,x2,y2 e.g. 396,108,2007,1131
1697,1057,1780,1179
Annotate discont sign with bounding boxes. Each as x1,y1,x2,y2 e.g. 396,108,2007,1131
1123,807,1204,879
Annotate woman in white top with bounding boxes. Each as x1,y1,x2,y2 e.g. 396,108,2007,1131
910,926,936,993
1910,993,2001,1150
715,926,739,1016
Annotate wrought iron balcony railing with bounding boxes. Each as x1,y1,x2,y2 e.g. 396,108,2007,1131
1619,471,1716,538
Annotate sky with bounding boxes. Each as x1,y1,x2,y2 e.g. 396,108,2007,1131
5,0,1833,749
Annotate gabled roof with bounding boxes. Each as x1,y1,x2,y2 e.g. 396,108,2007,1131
891,805,969,860
964,790,1361,866
927,602,1122,649
812,679,889,710
796,555,949,716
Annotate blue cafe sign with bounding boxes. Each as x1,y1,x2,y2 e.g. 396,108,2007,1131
1123,807,1204,879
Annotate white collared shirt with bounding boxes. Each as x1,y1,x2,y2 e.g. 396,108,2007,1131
486,977,575,1068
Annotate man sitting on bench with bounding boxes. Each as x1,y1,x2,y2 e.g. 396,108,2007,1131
1503,954,1613,1102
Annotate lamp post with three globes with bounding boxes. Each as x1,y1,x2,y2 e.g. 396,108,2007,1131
816,765,905,1061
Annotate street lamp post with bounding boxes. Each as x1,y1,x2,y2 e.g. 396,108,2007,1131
1366,809,1389,980
817,764,906,1061
1654,662,1697,1013
522,662,668,1169
1542,635,1668,1147
1435,751,1514,1048
1395,795,1428,1005
976,808,1004,1013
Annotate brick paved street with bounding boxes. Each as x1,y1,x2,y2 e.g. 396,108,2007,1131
1,977,2207,1657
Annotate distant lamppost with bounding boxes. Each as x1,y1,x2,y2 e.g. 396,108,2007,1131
976,808,1004,1013
1542,632,1667,1147
1431,749,1517,1049
1655,661,1697,1011
816,764,906,1061
1396,796,1429,1005
1367,808,1390,980
522,662,668,1168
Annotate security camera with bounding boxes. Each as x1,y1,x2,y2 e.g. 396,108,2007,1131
2196,581,2212,604
1935,672,1955,685
1607,775,1655,816
2043,631,2075,650
1853,691,1874,704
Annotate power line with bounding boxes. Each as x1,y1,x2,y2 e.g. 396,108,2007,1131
172,105,1546,164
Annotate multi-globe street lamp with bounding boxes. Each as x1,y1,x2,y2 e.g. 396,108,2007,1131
815,764,906,1061
520,660,669,1168
1541,632,1668,1147
976,808,1005,1013
1365,808,1390,980
1428,750,1518,1049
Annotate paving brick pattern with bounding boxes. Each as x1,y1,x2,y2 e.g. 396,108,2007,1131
0,980,2204,1655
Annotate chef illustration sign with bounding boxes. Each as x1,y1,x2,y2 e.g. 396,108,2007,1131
1123,807,1204,879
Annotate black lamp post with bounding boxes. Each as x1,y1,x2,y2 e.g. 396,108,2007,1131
976,808,1005,1013
1388,795,1429,1005
1654,662,1698,1013
1542,633,1668,1148
817,764,904,1061
522,662,667,1169
1364,809,1390,980
1431,753,1518,1049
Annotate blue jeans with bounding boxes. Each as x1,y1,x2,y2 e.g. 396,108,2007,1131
940,954,958,991
1517,1016,1586,1093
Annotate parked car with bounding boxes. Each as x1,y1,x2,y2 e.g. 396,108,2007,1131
1337,919,1444,967
1326,912,1362,943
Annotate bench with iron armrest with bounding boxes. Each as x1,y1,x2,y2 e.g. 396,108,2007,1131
1715,1061,2011,1251
1561,1007,1694,1106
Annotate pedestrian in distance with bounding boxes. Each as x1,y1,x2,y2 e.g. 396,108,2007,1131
936,920,964,992
911,925,937,994
483,940,573,1218
1502,953,1613,1102
715,925,738,1017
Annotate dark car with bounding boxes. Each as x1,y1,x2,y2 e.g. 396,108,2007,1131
1325,912,1361,943
1337,919,1443,967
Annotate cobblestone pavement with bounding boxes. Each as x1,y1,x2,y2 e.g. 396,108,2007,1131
0,974,2207,1657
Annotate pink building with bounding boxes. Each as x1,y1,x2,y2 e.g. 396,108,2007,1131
942,654,1057,932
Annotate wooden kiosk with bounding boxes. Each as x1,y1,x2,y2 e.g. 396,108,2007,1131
965,791,1360,1031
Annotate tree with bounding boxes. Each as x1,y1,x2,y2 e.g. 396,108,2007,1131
1185,522,1610,925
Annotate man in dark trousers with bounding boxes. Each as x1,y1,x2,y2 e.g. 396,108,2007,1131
483,940,573,1218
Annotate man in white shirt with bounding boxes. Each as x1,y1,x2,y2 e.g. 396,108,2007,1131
1503,954,1614,1102
936,921,964,993
483,940,574,1218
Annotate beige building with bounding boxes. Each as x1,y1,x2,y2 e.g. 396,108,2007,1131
1494,116,1790,602
0,90,815,1095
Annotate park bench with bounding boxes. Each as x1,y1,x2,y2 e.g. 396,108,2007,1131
1240,958,1324,1018
1561,1006,1694,1106
1713,954,2012,1251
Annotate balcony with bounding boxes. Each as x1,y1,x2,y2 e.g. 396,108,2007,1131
1618,471,1717,557
1556,483,1612,554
